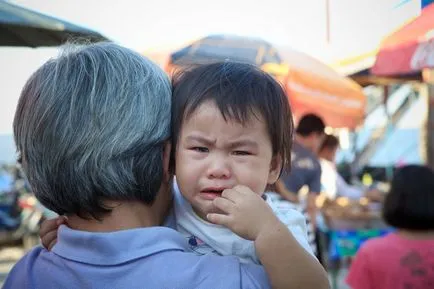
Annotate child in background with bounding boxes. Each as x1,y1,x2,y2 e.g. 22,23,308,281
346,165,434,289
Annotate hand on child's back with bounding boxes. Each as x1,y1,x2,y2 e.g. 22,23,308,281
39,216,67,250
207,185,283,241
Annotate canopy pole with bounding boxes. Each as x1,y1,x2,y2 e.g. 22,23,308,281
383,85,390,122
424,69,434,169
325,0,331,43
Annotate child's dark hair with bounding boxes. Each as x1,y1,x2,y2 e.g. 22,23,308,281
383,165,434,230
296,113,325,136
319,134,339,152
170,62,294,175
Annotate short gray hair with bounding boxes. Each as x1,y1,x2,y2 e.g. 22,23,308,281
13,42,171,219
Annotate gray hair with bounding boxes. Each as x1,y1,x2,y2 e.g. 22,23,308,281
13,42,171,219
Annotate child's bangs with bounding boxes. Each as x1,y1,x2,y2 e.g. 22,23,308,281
183,82,265,127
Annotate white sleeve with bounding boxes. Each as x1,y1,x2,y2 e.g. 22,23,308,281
320,159,338,199
284,210,315,257
267,199,315,257
336,173,364,200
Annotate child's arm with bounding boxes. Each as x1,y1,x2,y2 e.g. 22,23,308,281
208,185,329,289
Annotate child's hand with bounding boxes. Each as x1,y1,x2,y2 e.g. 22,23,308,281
39,216,67,250
207,185,282,241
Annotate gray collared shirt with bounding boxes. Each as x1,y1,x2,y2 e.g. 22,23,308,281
281,141,322,195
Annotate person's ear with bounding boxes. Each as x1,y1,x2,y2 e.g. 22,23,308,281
163,141,172,182
267,155,282,184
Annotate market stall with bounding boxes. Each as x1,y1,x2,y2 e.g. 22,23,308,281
320,195,392,289
371,2,434,169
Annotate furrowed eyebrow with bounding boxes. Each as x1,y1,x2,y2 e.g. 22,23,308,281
228,140,259,150
185,135,215,146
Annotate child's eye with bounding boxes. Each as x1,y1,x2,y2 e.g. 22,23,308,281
191,147,209,153
233,151,251,156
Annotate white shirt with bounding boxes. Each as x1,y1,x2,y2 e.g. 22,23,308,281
173,182,314,264
320,158,364,200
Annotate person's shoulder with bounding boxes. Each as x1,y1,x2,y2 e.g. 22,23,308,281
3,246,45,289
10,245,45,268
293,142,320,165
269,201,305,225
292,142,308,156
155,251,270,289
358,233,395,255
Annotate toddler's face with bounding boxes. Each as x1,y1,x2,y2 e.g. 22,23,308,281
175,101,281,220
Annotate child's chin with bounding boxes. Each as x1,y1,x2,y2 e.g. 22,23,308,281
205,206,225,216
192,203,215,219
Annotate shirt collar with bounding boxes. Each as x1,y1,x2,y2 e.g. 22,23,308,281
52,225,188,265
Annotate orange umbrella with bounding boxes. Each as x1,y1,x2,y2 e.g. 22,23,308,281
372,3,434,76
263,48,366,129
166,36,366,129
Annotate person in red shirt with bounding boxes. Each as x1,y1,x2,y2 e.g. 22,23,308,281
346,165,434,289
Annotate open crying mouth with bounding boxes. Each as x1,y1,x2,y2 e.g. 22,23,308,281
201,189,224,195
200,189,226,200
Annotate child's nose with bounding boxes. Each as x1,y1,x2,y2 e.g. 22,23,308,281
206,157,231,179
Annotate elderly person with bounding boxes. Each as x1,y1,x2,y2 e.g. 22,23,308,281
4,42,328,289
